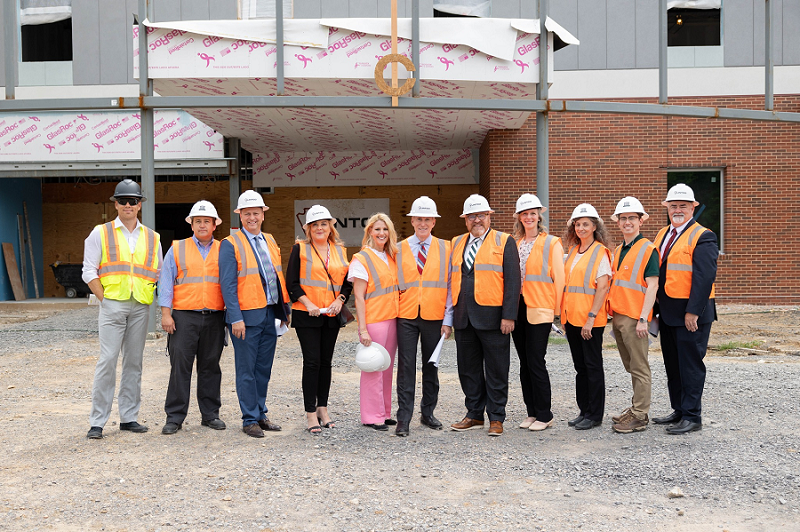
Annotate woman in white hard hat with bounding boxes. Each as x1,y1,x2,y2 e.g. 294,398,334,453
347,213,400,431
511,194,565,432
561,204,613,431
286,205,352,434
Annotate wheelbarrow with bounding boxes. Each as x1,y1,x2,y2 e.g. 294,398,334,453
50,261,91,298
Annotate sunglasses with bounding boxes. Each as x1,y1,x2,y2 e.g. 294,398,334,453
116,197,140,206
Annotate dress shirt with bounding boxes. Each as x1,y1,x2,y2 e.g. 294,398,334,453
660,219,691,256
158,236,215,309
408,234,454,327
82,217,163,285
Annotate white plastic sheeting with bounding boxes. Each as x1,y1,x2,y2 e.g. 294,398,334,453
20,0,71,26
433,0,491,18
667,0,721,9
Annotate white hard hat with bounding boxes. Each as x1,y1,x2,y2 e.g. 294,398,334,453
355,343,391,372
185,200,223,225
662,183,699,206
234,190,269,213
568,203,601,225
461,194,494,217
610,196,649,222
407,196,441,217
304,205,335,227
515,193,547,214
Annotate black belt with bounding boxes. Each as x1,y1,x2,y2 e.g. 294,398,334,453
199,310,220,315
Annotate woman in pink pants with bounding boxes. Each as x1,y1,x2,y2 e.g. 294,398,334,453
348,213,400,431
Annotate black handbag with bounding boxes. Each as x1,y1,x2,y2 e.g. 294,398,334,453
310,243,354,328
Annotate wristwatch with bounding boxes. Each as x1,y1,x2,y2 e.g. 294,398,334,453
588,312,596,318
338,295,346,302
639,317,646,323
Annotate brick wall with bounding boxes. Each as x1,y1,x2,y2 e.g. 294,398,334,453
481,95,800,304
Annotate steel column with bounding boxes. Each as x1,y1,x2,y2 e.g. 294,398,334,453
3,0,18,99
765,0,773,111
276,0,284,95
228,138,241,232
536,0,549,223
412,0,420,97
659,0,668,104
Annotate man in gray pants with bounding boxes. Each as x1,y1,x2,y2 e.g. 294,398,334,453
82,179,162,439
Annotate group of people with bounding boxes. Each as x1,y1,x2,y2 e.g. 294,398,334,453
81,179,717,440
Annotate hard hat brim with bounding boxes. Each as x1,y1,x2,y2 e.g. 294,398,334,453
186,215,223,225
110,195,146,202
460,209,495,218
303,217,336,228
234,205,269,213
515,206,547,215
610,212,649,222
662,200,699,207
406,212,442,217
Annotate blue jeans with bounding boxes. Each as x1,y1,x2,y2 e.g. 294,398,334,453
229,306,277,426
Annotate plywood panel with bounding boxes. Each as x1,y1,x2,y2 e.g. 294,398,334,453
2,243,26,300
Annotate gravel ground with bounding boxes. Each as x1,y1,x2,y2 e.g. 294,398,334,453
1,305,799,531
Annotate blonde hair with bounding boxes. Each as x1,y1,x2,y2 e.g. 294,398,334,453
563,217,612,250
362,212,398,258
512,208,548,241
297,219,344,247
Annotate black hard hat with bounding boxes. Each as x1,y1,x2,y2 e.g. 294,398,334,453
110,179,145,201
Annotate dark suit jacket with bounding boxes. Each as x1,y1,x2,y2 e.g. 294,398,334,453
452,229,521,331
656,220,718,327
219,233,289,326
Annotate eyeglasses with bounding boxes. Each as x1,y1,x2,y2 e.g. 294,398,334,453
116,197,140,206
617,215,640,223
466,213,487,222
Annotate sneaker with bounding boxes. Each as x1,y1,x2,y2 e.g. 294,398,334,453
613,414,649,434
612,407,632,424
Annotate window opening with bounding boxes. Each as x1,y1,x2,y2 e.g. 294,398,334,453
21,17,73,62
668,8,721,47
666,170,723,251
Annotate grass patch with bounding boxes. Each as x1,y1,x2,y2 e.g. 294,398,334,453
716,340,761,351
549,337,568,345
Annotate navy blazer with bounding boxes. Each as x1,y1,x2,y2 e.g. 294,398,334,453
656,220,718,327
219,233,290,326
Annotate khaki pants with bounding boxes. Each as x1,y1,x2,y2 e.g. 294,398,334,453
612,314,651,419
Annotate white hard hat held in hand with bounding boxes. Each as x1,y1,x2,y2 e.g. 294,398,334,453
407,196,441,217
355,343,391,372
461,194,494,217
185,200,223,225
611,196,649,222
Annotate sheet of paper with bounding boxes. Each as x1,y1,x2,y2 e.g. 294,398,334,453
428,333,447,368
551,323,564,335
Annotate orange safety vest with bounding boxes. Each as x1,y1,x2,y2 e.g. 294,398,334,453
562,241,611,327
291,242,349,312
609,238,658,321
97,221,160,305
396,237,450,320
223,230,289,311
450,229,510,307
654,223,716,300
171,238,225,311
521,233,563,311
353,248,399,324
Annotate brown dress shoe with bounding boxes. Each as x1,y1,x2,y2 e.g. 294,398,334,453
488,421,503,436
450,417,484,431
258,418,282,431
242,423,264,438
613,414,649,434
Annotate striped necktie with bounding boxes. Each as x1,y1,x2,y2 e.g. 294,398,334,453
464,238,480,271
257,235,280,304
416,242,427,274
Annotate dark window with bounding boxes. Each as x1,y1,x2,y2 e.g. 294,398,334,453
668,8,721,47
667,170,722,250
156,203,196,251
433,10,477,18
21,17,73,62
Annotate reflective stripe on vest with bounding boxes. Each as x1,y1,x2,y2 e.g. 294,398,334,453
172,238,225,311
292,242,349,312
654,223,716,299
609,238,657,321
521,233,560,310
450,229,509,307
355,249,398,324
562,241,610,327
97,221,160,305
397,238,449,320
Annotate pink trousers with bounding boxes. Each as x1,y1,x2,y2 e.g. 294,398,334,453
360,319,397,424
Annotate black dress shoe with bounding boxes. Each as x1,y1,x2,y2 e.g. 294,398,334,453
202,418,226,430
162,422,182,435
666,419,702,434
87,426,103,439
119,421,148,433
574,418,601,430
420,415,443,430
384,418,397,426
567,415,585,427
395,420,410,437
363,423,389,431
652,411,682,425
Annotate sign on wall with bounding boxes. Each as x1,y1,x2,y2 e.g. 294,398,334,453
294,198,390,247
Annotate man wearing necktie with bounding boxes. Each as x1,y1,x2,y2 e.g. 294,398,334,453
652,184,718,435
449,194,520,437
219,190,290,438
394,197,453,437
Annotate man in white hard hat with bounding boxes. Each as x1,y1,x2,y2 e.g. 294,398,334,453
652,184,718,435
219,190,290,438
158,201,227,435
394,196,453,437
449,194,521,437
82,179,163,439
607,197,660,433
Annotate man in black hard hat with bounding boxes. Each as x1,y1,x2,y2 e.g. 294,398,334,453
82,179,163,439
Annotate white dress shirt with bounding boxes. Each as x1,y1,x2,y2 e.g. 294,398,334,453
82,217,163,285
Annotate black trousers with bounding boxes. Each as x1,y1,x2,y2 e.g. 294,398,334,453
454,322,511,422
395,317,441,422
164,310,225,424
659,318,712,423
565,322,606,422
296,316,341,413
511,298,554,422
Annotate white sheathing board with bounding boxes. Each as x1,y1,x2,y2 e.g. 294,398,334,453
293,198,391,246
0,110,224,162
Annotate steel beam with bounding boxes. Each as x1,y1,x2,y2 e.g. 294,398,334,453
276,0,284,95
765,0,773,111
3,0,18,99
659,0,668,104
412,0,420,97
227,138,241,232
536,0,549,224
